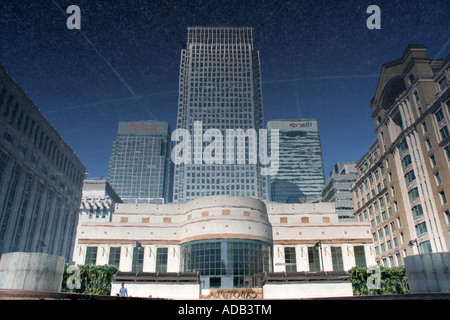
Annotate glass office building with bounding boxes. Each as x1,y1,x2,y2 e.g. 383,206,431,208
267,119,325,203
107,120,173,203
172,26,267,202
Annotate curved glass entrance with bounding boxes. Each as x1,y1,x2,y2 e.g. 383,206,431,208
180,239,272,288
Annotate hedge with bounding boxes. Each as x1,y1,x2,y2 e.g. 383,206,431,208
61,264,118,295
347,266,409,295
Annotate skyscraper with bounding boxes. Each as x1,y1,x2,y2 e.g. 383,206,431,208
267,119,325,203
172,26,267,202
107,120,173,203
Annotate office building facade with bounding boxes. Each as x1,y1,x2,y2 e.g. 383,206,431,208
267,119,325,203
172,26,267,202
322,162,358,221
351,45,450,267
107,120,173,203
0,64,85,261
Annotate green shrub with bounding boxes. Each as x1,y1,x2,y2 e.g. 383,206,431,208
61,264,118,295
347,266,409,295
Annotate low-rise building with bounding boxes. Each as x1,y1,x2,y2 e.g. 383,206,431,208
73,195,374,298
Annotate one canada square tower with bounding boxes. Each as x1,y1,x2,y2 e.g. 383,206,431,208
172,26,268,202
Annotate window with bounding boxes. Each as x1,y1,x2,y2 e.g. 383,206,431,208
425,138,432,150
3,131,14,144
181,240,271,288
284,247,297,272
132,247,144,272
445,145,450,160
422,121,428,134
408,188,420,202
419,241,433,253
398,139,408,154
415,222,428,236
156,247,168,273
308,246,321,272
438,76,449,91
384,225,390,237
109,247,121,267
413,90,419,103
440,126,449,140
354,246,367,267
401,155,412,170
390,221,396,233
411,204,424,218
440,191,447,205
85,247,98,265
331,247,344,271
12,172,34,250
404,170,416,184
434,172,442,185
435,108,445,122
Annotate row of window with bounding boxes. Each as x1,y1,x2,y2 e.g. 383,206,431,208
85,246,168,273
0,149,77,257
354,163,386,208
284,245,367,272
0,85,83,188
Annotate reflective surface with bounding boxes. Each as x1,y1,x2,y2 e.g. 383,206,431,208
181,239,272,288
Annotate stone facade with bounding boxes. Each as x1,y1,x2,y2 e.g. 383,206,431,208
0,64,85,261
351,45,450,267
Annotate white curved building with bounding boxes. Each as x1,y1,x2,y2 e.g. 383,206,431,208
73,195,374,297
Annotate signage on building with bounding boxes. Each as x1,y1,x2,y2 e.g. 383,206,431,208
290,122,312,128
202,288,262,299
128,123,157,130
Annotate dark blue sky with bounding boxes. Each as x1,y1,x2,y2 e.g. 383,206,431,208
1,0,449,179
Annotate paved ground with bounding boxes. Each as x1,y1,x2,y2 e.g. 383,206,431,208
1,289,449,300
